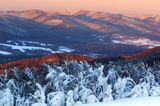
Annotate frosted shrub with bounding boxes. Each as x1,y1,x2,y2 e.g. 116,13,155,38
47,91,65,106
0,88,14,106
103,85,113,102
86,95,98,103
66,90,74,106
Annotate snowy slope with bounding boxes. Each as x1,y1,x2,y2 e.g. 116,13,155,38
76,96,160,106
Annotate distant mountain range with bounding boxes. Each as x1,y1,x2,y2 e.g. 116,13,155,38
0,9,160,63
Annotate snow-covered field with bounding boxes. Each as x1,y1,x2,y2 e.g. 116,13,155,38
58,46,75,52
112,36,160,48
0,43,54,53
77,96,160,106
0,43,75,54
0,50,12,55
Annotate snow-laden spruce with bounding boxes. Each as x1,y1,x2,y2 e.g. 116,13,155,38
0,61,160,106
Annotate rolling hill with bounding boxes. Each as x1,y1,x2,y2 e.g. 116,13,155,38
0,9,160,63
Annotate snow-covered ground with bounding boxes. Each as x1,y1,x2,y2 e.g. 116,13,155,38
19,40,53,46
0,50,12,55
112,36,160,48
0,43,75,54
58,46,75,52
0,43,55,53
76,96,160,106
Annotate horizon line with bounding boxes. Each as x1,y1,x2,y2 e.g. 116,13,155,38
0,9,159,16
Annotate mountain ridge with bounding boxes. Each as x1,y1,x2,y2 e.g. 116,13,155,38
0,9,160,64
1,47,160,74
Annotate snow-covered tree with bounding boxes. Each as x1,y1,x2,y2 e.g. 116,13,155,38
0,60,160,105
